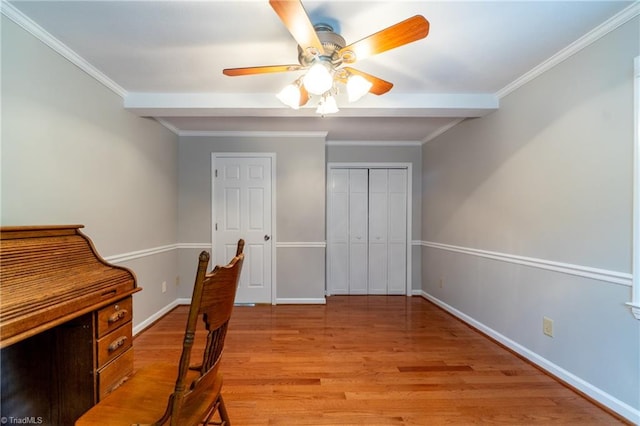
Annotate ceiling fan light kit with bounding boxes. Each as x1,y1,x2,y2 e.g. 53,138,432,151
222,0,430,115
302,60,334,95
346,75,373,102
316,93,340,115
276,82,304,109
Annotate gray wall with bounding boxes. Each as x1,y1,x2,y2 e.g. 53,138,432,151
5,7,639,421
326,144,423,291
178,135,326,302
421,17,639,420
2,17,180,330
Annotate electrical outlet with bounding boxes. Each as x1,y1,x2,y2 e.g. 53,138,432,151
175,275,180,286
439,277,444,288
543,316,554,337
162,281,167,293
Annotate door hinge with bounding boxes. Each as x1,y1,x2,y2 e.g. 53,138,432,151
215,169,218,178
215,223,218,231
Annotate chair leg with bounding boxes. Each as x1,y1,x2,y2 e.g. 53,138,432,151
217,395,230,426
202,395,230,426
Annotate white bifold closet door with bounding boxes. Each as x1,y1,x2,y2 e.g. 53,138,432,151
328,168,407,295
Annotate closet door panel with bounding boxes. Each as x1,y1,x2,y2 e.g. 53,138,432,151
368,169,388,294
388,194,406,240
329,246,349,294
328,169,349,294
328,166,408,296
368,243,388,294
388,169,407,294
368,169,388,242
387,242,406,294
349,170,369,294
349,243,368,294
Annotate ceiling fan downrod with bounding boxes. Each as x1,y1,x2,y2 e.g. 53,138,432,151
298,23,346,67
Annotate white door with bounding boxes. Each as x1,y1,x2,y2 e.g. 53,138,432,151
327,169,349,294
213,155,273,304
327,169,369,295
368,169,389,294
327,166,408,295
386,169,407,294
349,169,369,294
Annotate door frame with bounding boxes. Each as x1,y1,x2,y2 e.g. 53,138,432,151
211,152,277,305
326,162,413,296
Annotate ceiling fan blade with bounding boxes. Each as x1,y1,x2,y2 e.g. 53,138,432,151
343,67,393,95
339,15,429,63
223,65,303,76
269,0,324,55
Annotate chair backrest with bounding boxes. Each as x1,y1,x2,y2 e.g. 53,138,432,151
158,239,244,426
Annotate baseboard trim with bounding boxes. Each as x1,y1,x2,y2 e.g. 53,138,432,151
276,298,327,305
418,291,639,424
132,298,187,336
135,297,325,336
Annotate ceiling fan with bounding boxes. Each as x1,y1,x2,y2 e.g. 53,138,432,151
222,0,430,114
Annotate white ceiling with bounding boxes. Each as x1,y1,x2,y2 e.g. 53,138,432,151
4,0,636,142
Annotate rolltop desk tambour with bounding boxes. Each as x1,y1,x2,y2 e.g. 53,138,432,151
0,225,141,426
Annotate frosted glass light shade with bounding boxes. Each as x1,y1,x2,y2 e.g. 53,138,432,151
276,83,302,109
303,62,333,95
316,95,339,115
346,75,372,102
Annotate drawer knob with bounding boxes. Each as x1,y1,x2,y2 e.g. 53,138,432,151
108,336,127,353
108,310,127,324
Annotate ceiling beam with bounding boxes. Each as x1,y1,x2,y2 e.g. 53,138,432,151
124,92,498,118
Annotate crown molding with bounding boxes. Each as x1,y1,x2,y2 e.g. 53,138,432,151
155,118,180,135
1,0,127,98
327,140,422,147
178,130,328,138
422,118,466,145
497,2,640,99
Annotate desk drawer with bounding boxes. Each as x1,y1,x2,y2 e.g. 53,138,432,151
98,347,134,399
96,322,132,368
97,297,132,338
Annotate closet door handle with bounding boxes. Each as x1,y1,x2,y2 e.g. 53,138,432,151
264,235,271,241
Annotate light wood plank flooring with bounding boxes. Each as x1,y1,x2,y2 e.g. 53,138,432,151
134,296,627,425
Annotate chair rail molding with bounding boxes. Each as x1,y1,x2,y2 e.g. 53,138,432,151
422,241,632,287
276,242,326,248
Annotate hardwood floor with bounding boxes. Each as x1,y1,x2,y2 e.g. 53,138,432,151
134,296,627,425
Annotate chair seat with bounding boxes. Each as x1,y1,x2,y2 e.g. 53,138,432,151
76,245,243,426
76,363,223,426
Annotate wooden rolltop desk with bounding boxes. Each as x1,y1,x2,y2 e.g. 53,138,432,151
0,225,141,426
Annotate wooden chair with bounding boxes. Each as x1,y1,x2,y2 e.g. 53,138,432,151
76,240,245,426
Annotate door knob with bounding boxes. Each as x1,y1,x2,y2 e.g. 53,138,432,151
264,235,271,241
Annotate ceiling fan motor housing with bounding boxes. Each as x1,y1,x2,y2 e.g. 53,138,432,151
298,24,346,67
